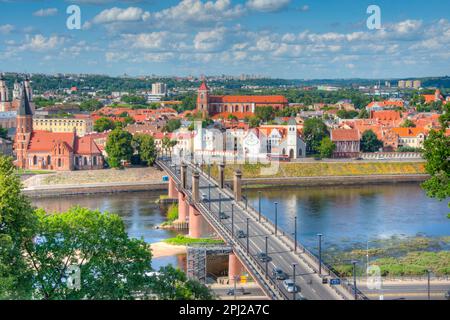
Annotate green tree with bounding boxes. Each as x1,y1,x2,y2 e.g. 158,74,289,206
94,117,116,132
421,106,450,215
163,119,182,133
337,110,358,119
318,137,336,158
105,128,134,168
152,265,213,300
0,156,37,299
255,106,275,122
360,130,383,152
133,134,157,166
401,119,416,128
0,126,8,140
80,99,103,112
121,95,147,105
27,207,154,300
161,136,177,156
358,108,370,119
303,118,329,154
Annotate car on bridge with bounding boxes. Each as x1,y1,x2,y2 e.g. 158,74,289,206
236,230,247,238
257,252,272,263
227,288,250,296
201,194,208,202
219,212,230,220
445,290,450,300
271,267,287,280
283,279,299,293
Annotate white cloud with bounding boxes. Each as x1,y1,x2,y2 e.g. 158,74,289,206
0,24,14,34
20,34,66,52
247,0,291,12
194,27,226,51
92,7,150,24
33,8,58,17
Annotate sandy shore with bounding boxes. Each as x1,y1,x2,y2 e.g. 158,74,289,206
151,241,187,258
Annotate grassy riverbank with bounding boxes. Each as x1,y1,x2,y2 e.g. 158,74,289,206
164,235,224,246
327,236,450,277
207,162,426,179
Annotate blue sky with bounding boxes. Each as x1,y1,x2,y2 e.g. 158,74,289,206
1,0,450,78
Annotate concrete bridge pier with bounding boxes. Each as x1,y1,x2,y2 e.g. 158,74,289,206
177,191,188,222
218,162,225,189
188,205,203,238
228,252,244,283
168,177,177,199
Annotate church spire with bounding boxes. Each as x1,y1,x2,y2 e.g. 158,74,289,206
17,83,33,116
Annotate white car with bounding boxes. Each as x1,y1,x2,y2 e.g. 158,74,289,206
283,279,299,293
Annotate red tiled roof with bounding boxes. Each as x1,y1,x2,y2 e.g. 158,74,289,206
371,110,401,121
199,81,209,91
331,129,360,141
367,100,404,108
28,131,75,152
75,135,102,155
209,95,288,104
391,127,426,137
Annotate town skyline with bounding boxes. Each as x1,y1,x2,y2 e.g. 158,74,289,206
1,0,450,78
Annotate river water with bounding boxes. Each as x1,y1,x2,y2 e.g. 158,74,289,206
32,183,449,267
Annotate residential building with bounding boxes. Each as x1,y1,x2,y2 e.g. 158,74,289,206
0,137,12,156
152,82,168,96
422,89,444,104
33,115,93,136
391,127,426,149
331,129,361,158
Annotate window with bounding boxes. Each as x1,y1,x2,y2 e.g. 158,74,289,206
58,159,62,167
93,156,97,166
33,156,37,165
84,157,88,166
47,156,51,166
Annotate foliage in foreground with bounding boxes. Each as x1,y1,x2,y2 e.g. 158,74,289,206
0,156,212,300
164,235,224,246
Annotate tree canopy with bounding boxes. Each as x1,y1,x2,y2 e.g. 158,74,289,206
105,128,134,168
133,134,157,166
94,117,116,132
303,118,329,154
360,130,383,152
318,137,336,159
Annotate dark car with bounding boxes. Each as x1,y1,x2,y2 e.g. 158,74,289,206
236,230,247,238
257,252,272,263
271,267,287,280
445,290,450,300
219,212,229,220
227,288,250,296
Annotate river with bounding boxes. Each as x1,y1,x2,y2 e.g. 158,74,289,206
32,183,449,267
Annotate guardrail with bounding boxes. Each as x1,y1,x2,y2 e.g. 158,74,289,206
157,158,285,300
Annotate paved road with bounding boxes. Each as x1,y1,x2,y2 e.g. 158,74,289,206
164,159,354,300
358,282,450,300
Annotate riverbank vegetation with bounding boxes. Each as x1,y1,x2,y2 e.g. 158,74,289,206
328,236,450,277
0,156,212,300
164,235,224,246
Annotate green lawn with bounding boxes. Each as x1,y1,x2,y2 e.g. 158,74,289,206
164,235,224,246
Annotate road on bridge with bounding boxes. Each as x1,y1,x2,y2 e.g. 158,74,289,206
163,159,358,300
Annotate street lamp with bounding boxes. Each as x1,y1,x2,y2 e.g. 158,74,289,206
208,182,211,210
352,260,358,300
265,236,269,276
231,204,234,237
246,218,250,254
274,202,278,236
317,233,323,276
427,269,431,300
294,216,298,253
292,263,298,300
258,191,262,222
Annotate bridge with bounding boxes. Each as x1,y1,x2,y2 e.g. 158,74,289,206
157,157,368,300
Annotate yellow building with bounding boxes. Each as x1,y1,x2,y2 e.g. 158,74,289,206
33,115,93,136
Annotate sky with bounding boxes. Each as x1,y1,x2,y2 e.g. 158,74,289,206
0,0,450,79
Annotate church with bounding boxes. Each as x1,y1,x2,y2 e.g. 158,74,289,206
196,81,288,117
14,83,104,171
0,74,34,112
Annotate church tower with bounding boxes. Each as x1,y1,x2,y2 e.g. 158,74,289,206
15,84,33,169
0,74,9,112
287,117,298,159
12,80,21,100
197,80,210,118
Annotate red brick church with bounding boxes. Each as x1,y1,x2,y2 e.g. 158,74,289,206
14,85,104,171
197,81,288,118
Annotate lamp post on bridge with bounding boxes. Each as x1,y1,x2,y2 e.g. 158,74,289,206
274,202,278,236
265,236,269,277
246,218,250,254
317,233,323,276
231,204,234,238
352,260,358,300
294,215,298,253
219,193,222,217
258,191,262,222
292,263,297,300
